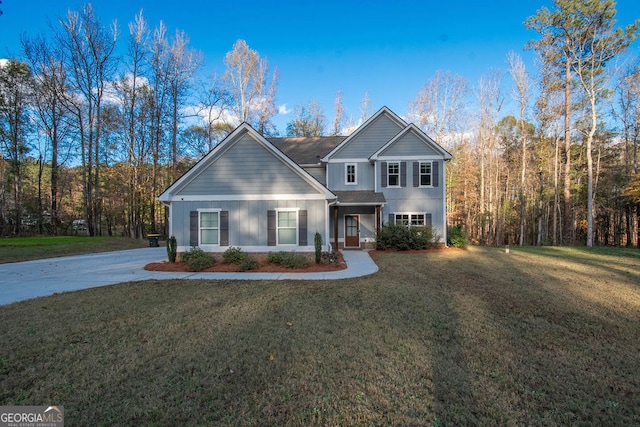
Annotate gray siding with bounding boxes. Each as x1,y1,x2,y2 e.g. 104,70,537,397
333,114,403,159
327,162,374,191
178,133,321,196
171,199,327,252
380,130,439,157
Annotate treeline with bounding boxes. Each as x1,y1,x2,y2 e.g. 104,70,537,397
1,1,639,247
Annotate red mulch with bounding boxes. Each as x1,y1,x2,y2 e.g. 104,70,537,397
144,253,347,273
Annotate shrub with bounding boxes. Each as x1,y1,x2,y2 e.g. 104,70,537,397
321,251,340,263
314,232,322,264
376,223,438,250
447,225,468,248
222,246,246,264
222,246,259,270
267,251,309,269
181,247,214,272
166,236,177,262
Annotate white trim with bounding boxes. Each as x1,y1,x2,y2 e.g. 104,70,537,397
326,157,367,163
276,208,299,246
376,155,442,161
393,212,428,227
198,209,221,246
387,161,401,188
418,161,434,188
345,163,357,185
166,194,328,202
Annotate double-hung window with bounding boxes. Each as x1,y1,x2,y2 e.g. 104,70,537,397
199,210,219,245
277,210,297,245
345,163,357,185
394,213,426,227
420,162,432,186
387,162,400,187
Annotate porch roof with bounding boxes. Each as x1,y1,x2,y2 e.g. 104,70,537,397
333,191,386,206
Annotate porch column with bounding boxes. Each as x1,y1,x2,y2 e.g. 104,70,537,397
333,206,339,251
376,205,381,233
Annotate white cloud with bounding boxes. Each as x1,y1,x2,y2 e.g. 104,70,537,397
278,104,291,115
0,58,9,68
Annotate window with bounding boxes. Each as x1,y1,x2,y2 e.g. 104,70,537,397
420,162,432,186
277,210,297,245
346,163,357,185
200,211,219,245
388,162,400,187
394,213,426,227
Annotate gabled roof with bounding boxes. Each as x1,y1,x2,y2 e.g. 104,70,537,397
268,136,346,165
321,106,407,162
369,124,453,161
159,123,336,202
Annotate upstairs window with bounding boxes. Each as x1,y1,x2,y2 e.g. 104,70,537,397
346,163,357,185
420,162,432,186
388,162,400,187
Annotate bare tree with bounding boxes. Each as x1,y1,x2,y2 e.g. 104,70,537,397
57,3,118,236
286,99,326,137
332,90,345,136
407,70,469,147
222,40,278,133
507,52,531,246
360,91,370,123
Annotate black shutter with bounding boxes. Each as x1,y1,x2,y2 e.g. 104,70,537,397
381,161,387,187
413,162,419,187
433,161,439,187
425,213,432,226
400,162,407,187
189,211,198,246
220,211,229,246
298,210,307,246
267,210,276,246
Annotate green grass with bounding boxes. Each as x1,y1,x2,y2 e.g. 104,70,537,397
1,246,639,425
0,236,148,263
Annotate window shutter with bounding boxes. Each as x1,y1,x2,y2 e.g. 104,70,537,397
413,162,419,187
433,161,439,187
381,161,387,187
425,213,432,226
267,210,276,246
189,211,198,246
400,162,407,187
220,211,229,246
298,210,307,246
388,213,394,224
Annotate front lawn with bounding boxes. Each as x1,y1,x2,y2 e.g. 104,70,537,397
0,236,148,263
1,246,639,425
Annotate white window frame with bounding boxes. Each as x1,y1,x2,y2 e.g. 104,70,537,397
198,208,221,245
345,163,357,185
419,161,433,187
394,213,426,227
388,162,400,187
275,208,299,246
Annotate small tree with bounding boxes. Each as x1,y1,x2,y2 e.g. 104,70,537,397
314,232,322,264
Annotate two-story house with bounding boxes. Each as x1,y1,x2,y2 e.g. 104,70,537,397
158,106,452,253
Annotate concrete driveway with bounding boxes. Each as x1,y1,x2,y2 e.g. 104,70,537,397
0,248,378,305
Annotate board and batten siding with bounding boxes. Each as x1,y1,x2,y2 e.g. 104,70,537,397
326,161,375,191
178,133,321,196
332,114,404,159
170,199,328,252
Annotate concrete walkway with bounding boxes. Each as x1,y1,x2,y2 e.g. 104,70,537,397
0,248,378,305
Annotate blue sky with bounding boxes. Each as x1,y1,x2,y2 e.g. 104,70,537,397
1,0,639,134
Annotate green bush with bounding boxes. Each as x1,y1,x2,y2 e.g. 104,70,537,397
222,246,246,264
267,251,309,269
166,236,177,262
376,223,438,250
447,225,468,248
181,247,214,272
321,251,340,263
222,246,259,270
314,232,322,264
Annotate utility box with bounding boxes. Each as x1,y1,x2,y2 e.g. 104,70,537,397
147,234,160,247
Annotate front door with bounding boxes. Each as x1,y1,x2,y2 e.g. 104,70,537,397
345,215,360,248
